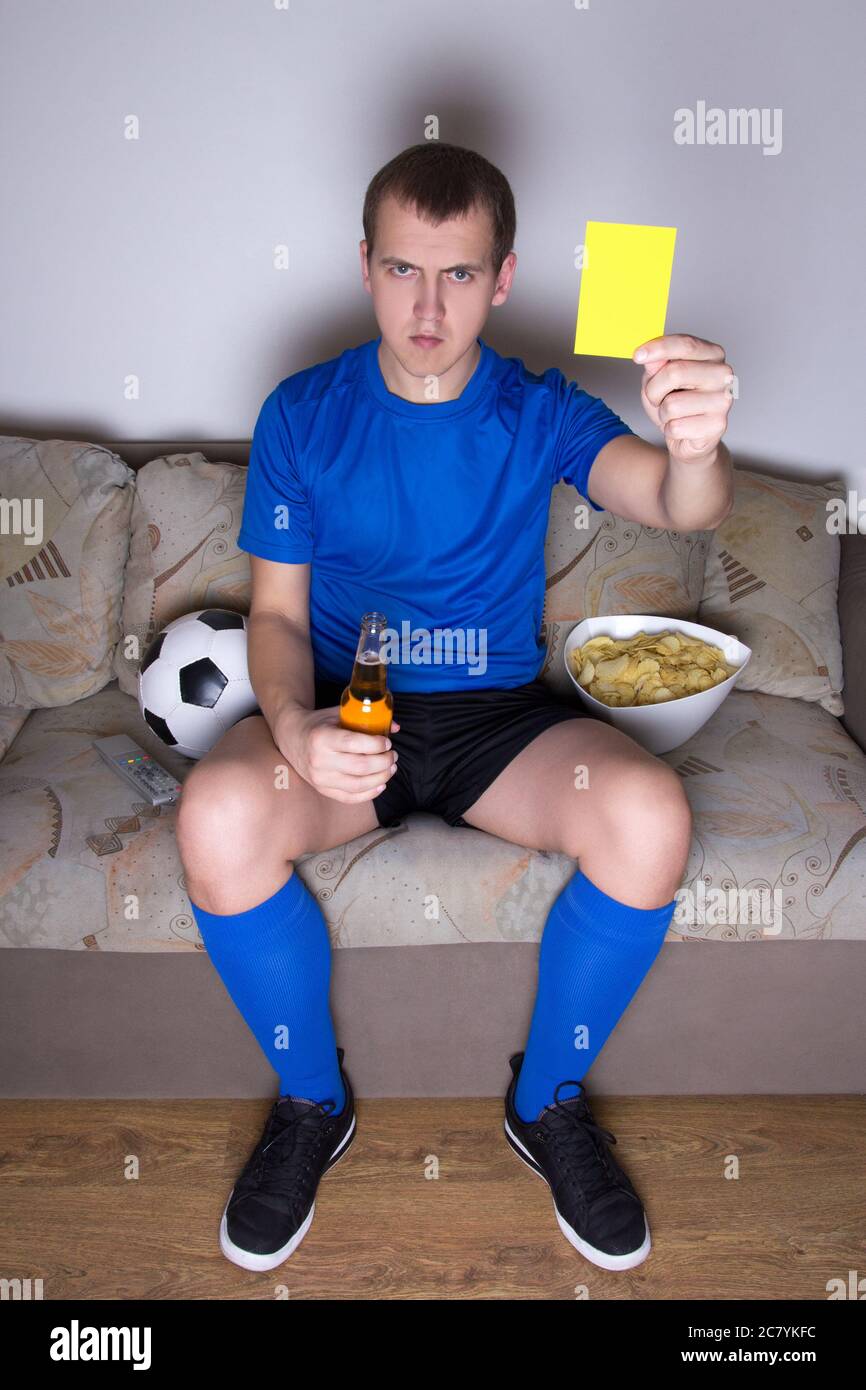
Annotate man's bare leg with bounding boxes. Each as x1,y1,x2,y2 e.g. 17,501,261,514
176,713,385,913
458,716,693,907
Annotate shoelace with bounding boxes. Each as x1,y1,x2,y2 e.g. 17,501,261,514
532,1079,629,1208
237,1098,339,1213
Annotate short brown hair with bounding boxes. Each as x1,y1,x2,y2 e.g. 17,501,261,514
362,142,517,277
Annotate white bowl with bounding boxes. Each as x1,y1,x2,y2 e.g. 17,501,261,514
563,615,752,755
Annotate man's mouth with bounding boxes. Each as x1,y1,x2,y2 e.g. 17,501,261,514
411,334,443,347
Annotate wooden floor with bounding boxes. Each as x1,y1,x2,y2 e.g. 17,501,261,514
1,1095,864,1300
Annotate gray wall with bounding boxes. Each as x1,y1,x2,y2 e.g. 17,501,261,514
1,0,862,492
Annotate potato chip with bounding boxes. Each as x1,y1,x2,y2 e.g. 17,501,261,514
568,628,739,707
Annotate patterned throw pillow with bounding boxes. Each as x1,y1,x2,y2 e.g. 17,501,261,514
0,437,135,708
113,452,251,697
538,480,712,700
698,468,846,715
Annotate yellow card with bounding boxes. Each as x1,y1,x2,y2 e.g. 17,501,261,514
573,221,677,358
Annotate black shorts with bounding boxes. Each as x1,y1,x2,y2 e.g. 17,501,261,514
303,673,589,830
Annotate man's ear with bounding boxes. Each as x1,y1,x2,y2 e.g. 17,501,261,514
492,250,517,306
359,240,371,291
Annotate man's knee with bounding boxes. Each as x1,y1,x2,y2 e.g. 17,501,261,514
177,760,282,869
563,755,692,861
607,759,693,855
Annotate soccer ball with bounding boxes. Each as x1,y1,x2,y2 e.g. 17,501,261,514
138,609,258,759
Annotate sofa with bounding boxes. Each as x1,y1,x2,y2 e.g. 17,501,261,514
1,435,864,1098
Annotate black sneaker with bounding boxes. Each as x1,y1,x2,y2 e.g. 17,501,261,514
219,1047,356,1271
504,1051,651,1270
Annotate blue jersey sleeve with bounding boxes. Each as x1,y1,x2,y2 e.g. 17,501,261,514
550,373,635,512
237,386,314,562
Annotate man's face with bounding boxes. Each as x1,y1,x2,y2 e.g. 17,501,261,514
360,193,516,377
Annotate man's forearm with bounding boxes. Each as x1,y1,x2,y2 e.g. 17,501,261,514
659,441,735,531
246,610,316,734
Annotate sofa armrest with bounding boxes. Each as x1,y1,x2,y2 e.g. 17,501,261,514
838,532,866,753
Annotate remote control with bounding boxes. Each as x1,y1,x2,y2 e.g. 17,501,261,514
92,734,183,806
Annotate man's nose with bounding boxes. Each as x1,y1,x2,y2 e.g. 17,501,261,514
414,278,445,322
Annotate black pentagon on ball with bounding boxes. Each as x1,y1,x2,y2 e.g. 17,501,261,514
179,656,228,707
198,609,245,630
143,708,176,745
140,631,166,675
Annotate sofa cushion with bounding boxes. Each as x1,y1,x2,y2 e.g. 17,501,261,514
1,681,863,949
0,437,135,708
113,452,251,697
698,467,846,716
0,706,29,762
538,480,712,698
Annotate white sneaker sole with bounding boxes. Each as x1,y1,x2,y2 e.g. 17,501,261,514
504,1116,652,1271
219,1112,356,1272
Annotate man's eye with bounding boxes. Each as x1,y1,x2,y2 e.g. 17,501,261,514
388,265,472,281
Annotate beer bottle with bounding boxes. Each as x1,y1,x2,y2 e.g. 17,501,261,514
339,611,394,735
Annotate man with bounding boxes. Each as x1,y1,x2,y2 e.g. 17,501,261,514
177,142,735,1275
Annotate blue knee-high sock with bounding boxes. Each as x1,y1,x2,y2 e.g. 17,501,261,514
189,871,346,1113
514,866,677,1123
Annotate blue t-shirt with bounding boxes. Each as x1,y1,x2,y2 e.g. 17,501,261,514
237,334,634,692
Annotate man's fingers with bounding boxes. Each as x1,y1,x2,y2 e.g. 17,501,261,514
644,359,734,407
663,411,729,441
322,748,396,777
658,389,734,424
634,333,725,364
335,728,394,753
318,765,396,794
325,783,390,804
319,708,397,752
